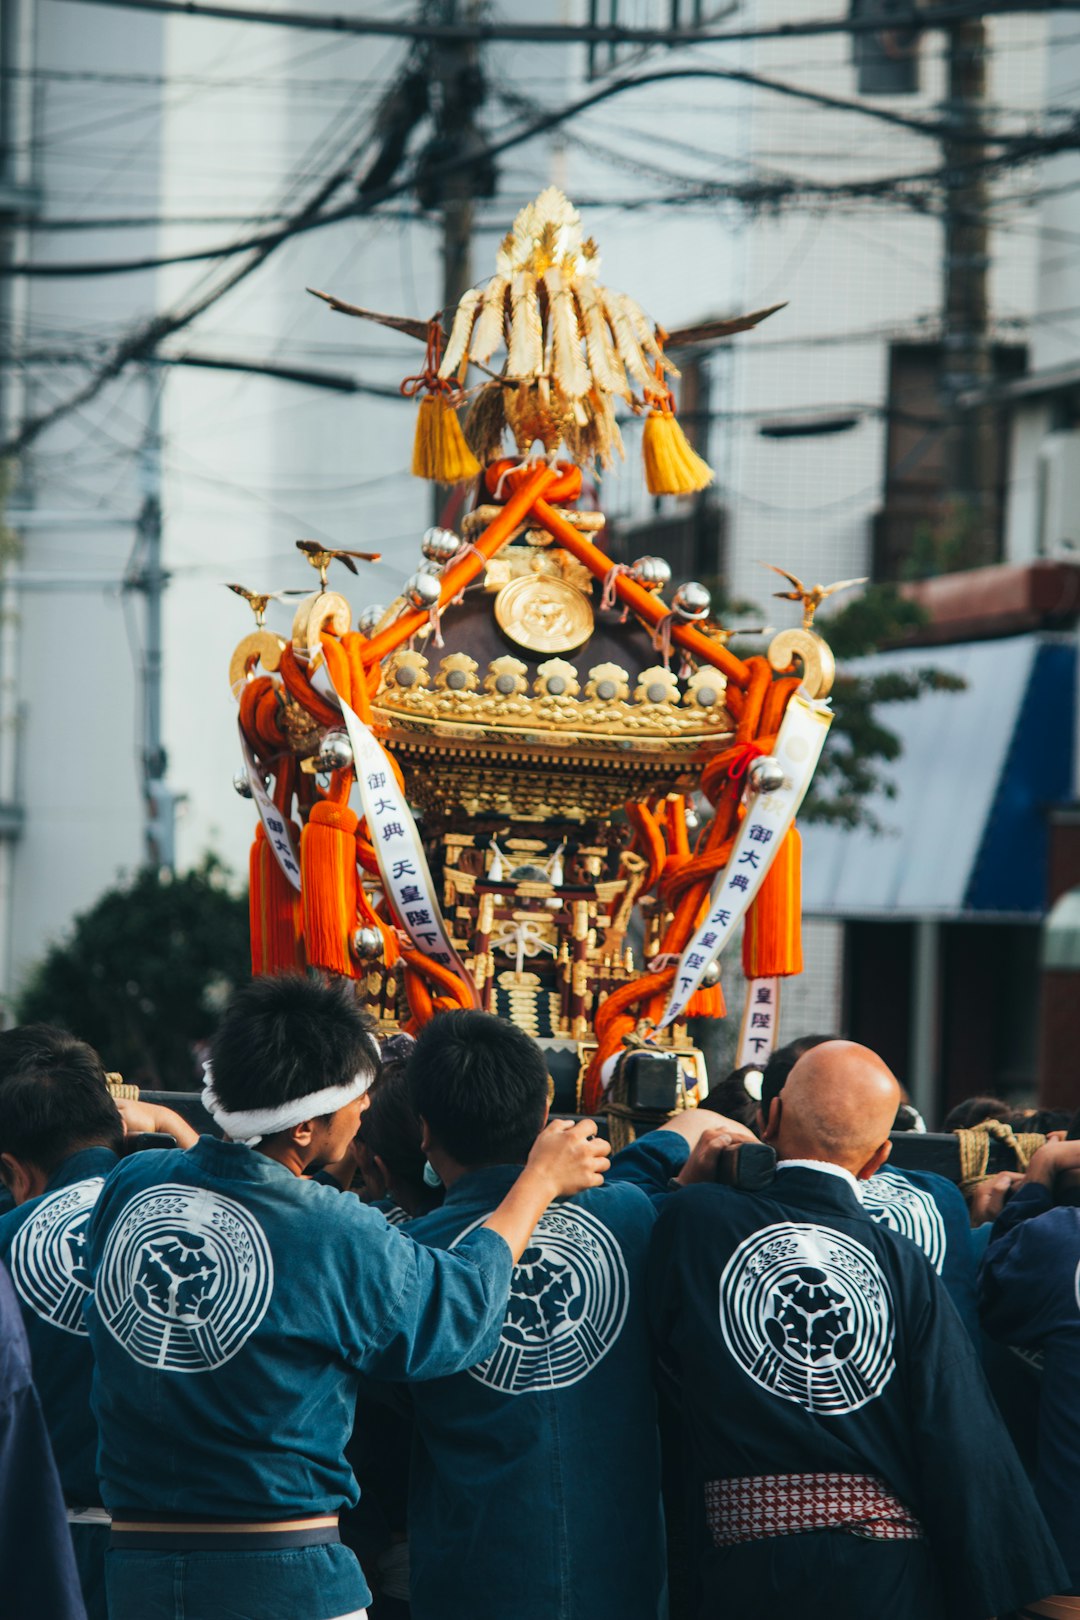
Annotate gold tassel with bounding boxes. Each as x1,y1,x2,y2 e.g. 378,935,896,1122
742,825,803,978
412,393,482,484
642,405,714,496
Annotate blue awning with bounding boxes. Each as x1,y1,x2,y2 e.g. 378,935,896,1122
800,633,1076,919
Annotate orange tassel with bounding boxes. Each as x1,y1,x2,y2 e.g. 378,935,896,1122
249,825,304,976
742,825,803,978
686,980,727,1020
301,799,359,975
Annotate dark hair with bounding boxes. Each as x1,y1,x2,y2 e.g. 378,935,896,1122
209,974,377,1116
942,1095,1011,1133
759,1034,836,1120
361,1061,426,1192
0,1025,122,1172
407,1009,548,1168
700,1065,764,1132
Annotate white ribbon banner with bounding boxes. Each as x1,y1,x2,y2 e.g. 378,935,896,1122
736,977,780,1067
331,690,476,1001
239,722,301,890
658,690,832,1028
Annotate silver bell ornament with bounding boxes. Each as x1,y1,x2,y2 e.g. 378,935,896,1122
403,572,442,611
700,959,722,988
351,926,383,961
315,730,354,773
422,526,464,564
357,604,387,637
747,755,786,795
233,769,254,799
631,556,671,591
672,581,712,621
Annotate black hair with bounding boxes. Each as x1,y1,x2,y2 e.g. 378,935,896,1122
700,1065,764,1133
407,1009,548,1168
942,1095,1012,1133
0,1024,122,1173
759,1034,837,1120
361,1061,427,1193
209,974,377,1116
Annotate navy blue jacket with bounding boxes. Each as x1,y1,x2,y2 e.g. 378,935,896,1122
980,1182,1080,1592
648,1164,1065,1620
402,1165,666,1620
0,1146,117,1505
0,1260,87,1619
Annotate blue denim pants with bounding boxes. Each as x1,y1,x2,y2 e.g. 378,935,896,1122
106,1543,369,1619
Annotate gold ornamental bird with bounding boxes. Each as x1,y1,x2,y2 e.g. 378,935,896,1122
765,565,868,629
295,541,383,589
226,583,311,628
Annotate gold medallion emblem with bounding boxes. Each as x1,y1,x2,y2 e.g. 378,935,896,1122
494,575,594,655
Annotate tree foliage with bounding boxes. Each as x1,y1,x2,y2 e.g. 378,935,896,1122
16,858,250,1090
801,585,964,829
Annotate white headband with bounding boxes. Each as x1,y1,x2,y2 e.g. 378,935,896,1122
202,1063,374,1146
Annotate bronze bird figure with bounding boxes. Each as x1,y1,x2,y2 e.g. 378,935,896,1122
764,564,867,629
295,540,383,589
226,582,311,628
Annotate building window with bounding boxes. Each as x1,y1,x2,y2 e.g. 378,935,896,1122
586,0,731,80
850,0,920,96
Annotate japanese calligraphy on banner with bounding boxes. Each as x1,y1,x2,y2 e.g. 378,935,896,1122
239,723,301,890
332,691,477,1002
658,690,832,1029
736,977,780,1067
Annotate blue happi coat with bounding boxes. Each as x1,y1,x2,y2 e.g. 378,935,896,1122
401,1166,666,1620
84,1136,514,1611
979,1182,1080,1592
648,1164,1064,1620
0,1145,116,1505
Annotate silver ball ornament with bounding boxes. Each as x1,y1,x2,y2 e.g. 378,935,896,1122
630,555,671,591
233,769,254,799
672,581,712,621
700,960,721,988
404,571,442,611
684,805,700,832
422,526,464,564
315,730,354,772
747,755,786,795
357,604,387,637
351,926,383,961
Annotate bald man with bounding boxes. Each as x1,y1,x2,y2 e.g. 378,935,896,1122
647,1040,1064,1620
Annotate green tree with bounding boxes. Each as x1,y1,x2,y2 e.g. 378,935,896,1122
16,858,250,1089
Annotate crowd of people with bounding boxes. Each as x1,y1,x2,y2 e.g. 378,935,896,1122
1,975,1078,1619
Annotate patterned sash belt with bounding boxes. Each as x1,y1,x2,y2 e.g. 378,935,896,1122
705,1473,925,1547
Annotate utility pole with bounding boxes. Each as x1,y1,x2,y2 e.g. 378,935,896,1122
126,367,176,869
939,12,997,568
420,0,494,520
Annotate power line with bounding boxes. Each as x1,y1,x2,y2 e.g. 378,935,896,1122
6,66,1073,279
52,0,1080,48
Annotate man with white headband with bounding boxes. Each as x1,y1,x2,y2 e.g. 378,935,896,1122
84,974,610,1620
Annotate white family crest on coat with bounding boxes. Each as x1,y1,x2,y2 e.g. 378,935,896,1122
719,1222,895,1415
860,1170,946,1275
97,1184,274,1373
455,1204,629,1394
10,1177,105,1335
